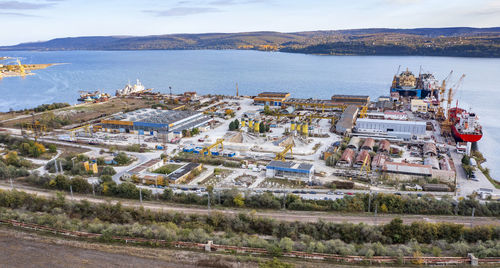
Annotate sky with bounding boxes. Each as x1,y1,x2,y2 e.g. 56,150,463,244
0,0,499,45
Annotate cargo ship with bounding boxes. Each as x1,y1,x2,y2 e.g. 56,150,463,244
448,107,483,142
390,68,440,99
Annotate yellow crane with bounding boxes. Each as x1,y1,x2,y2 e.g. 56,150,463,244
16,59,26,77
200,138,224,156
360,153,371,174
359,105,368,118
274,143,293,161
436,70,453,120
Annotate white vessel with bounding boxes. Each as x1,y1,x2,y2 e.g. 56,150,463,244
116,79,149,96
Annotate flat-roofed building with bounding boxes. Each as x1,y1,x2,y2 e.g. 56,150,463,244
266,160,314,181
331,95,370,106
168,162,203,184
254,92,290,106
355,118,426,140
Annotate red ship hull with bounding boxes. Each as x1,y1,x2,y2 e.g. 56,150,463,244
451,125,482,142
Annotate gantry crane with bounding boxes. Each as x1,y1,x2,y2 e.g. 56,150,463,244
274,143,293,161
200,138,224,156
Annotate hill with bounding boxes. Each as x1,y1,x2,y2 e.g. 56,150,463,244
2,27,500,57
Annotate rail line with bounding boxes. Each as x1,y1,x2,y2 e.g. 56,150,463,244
1,219,499,265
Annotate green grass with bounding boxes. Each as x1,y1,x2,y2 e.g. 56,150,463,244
153,164,182,175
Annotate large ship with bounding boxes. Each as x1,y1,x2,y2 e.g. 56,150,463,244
448,107,483,142
390,68,440,99
116,79,151,96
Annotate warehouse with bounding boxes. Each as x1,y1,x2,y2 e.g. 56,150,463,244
100,108,211,135
355,118,426,140
168,162,203,184
265,161,314,181
335,105,359,134
331,95,370,106
254,92,290,106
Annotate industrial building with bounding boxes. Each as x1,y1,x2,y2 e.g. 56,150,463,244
168,162,203,184
331,95,370,106
266,161,314,181
253,92,290,106
100,108,211,135
410,99,428,113
355,118,426,140
338,149,355,167
335,105,359,134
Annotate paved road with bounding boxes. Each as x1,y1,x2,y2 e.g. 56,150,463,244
1,184,497,226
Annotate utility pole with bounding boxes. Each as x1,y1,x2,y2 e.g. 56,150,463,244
207,191,211,211
10,178,13,189
169,86,172,104
368,191,372,213
59,161,63,174
139,187,143,203
70,185,73,200
471,207,475,228
92,183,95,196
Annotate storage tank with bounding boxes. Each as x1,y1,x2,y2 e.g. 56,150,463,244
290,121,296,131
241,120,246,128
302,123,309,136
249,119,254,128
254,121,260,132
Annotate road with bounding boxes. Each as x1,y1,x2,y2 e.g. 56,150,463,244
1,183,497,226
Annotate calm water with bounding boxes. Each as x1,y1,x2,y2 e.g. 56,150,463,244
1,50,499,179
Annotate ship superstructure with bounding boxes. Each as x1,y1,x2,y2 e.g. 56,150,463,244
116,79,151,96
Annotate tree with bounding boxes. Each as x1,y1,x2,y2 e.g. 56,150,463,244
259,122,266,133
101,166,117,176
161,188,173,201
5,151,20,167
113,152,130,165
32,143,46,158
279,237,294,252
48,144,57,154
229,121,236,131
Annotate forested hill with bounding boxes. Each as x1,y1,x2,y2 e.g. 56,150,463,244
2,27,500,57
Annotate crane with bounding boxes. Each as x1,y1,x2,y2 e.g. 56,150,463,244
441,74,466,134
274,143,293,161
360,153,372,183
436,70,453,120
200,139,224,156
16,58,26,77
358,105,368,119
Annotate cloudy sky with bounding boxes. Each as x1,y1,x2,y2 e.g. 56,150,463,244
1,0,499,45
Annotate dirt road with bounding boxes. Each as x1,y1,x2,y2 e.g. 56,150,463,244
1,184,498,226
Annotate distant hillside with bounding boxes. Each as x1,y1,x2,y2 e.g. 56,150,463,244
2,27,500,57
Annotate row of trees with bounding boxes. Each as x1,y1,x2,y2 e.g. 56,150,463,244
0,190,498,258
161,188,500,217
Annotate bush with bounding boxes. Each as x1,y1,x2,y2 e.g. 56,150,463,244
101,166,116,176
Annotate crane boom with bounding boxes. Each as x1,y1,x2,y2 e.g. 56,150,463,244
274,144,293,161
200,139,224,156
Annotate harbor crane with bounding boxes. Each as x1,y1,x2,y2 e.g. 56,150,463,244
24,113,46,142
274,143,293,161
436,70,453,120
441,74,466,134
359,153,372,183
200,139,224,156
16,59,26,77
358,105,368,119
